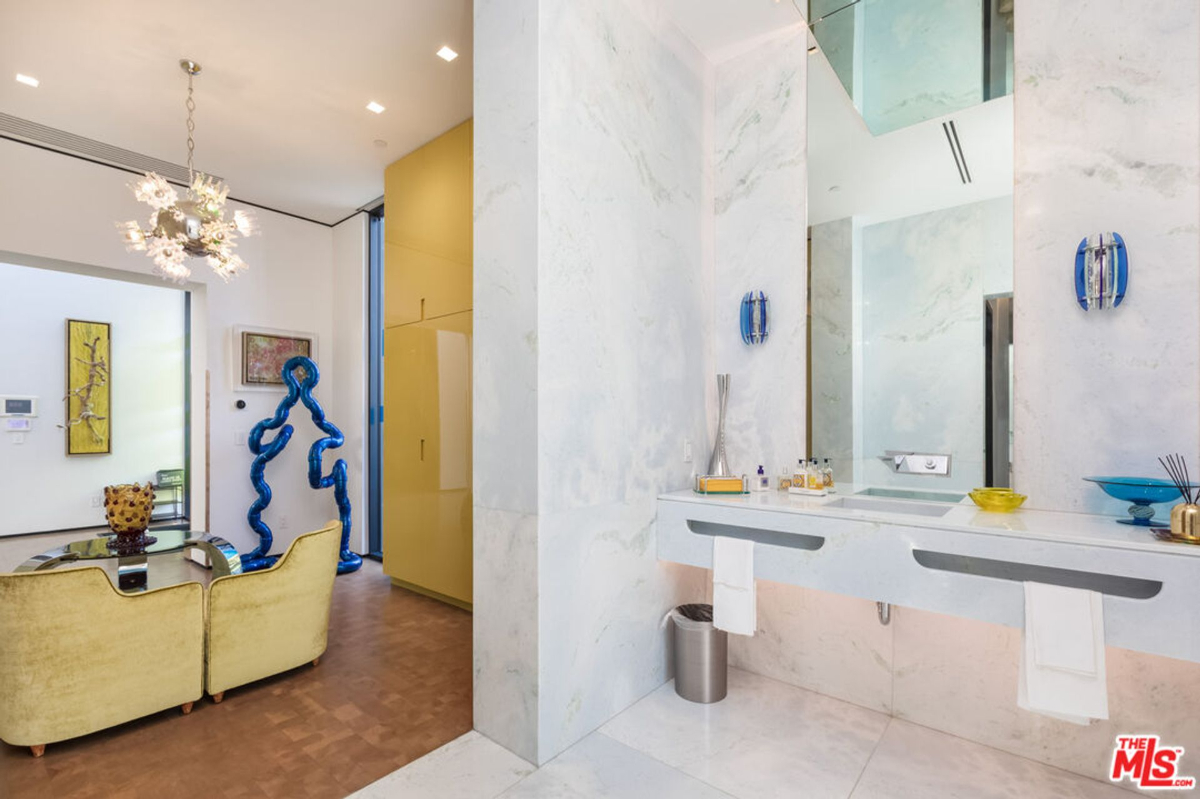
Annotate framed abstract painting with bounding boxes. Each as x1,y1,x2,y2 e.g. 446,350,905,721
65,319,112,455
238,328,315,388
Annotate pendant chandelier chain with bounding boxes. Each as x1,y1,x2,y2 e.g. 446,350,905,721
185,71,196,182
121,57,252,283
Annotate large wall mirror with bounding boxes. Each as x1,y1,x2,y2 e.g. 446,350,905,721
803,0,1015,495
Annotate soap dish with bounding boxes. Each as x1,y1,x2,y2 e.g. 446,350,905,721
969,488,1027,513
694,474,748,495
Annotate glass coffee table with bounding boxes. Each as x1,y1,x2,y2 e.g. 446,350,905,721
15,530,242,592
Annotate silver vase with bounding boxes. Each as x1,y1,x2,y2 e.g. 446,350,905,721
707,374,731,476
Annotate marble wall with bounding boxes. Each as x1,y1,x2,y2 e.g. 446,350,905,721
536,0,712,763
860,0,986,134
809,218,855,483
475,0,1200,779
473,0,541,762
891,607,1200,787
1012,0,1200,514
859,197,1013,492
713,25,808,481
475,0,711,766
734,0,1200,789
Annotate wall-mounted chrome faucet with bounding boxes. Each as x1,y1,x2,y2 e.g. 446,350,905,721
879,450,952,477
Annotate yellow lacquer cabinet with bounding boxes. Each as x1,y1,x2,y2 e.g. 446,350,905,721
384,120,473,327
382,119,473,608
383,313,472,606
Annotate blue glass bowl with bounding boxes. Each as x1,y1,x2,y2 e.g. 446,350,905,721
1084,476,1188,527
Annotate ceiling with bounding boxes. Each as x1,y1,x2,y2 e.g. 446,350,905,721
0,0,473,225
662,0,804,62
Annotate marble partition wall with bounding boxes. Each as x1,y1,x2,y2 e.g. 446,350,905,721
1012,0,1200,514
535,0,712,763
476,0,713,766
713,26,808,480
473,0,541,762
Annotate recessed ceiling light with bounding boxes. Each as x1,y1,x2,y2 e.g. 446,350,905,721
366,101,385,114
436,46,458,62
15,73,39,88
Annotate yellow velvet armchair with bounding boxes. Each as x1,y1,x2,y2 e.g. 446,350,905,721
205,521,341,702
0,567,204,757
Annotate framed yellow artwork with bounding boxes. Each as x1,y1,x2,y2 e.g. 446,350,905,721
65,319,111,455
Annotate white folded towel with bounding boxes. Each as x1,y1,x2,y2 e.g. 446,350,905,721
712,536,756,636
1017,582,1108,724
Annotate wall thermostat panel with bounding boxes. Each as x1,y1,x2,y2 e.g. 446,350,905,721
0,396,38,417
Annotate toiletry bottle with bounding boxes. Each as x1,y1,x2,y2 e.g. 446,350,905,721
793,459,807,490
808,458,823,490
779,466,792,491
822,458,835,490
756,465,770,491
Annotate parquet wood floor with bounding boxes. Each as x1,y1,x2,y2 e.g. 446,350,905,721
0,560,473,798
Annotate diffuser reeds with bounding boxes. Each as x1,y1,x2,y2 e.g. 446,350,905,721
1158,453,1198,505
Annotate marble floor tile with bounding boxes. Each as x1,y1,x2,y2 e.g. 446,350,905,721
349,731,535,799
500,732,733,798
850,720,1131,799
600,668,891,799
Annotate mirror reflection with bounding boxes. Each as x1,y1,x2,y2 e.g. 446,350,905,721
805,0,1015,494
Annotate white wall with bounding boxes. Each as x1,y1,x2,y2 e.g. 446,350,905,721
0,262,186,535
0,138,361,556
331,212,369,553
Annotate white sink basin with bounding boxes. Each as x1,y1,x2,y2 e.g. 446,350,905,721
823,496,954,518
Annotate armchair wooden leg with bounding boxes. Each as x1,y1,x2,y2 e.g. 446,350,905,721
211,692,224,704
312,656,320,667
181,702,194,715
30,745,45,758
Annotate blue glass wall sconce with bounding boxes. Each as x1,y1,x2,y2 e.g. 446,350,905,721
740,291,770,344
1075,232,1128,311
244,355,362,575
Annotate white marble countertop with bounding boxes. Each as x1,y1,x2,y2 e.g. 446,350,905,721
659,487,1200,558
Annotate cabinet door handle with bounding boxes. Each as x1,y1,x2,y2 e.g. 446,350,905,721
420,438,425,461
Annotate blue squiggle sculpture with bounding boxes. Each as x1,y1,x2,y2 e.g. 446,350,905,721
245,356,362,574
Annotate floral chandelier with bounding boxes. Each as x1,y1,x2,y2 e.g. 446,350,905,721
120,60,253,282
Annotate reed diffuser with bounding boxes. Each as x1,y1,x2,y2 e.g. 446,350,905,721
1158,454,1200,542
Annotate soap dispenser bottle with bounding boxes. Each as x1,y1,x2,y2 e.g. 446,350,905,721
808,458,823,490
822,458,835,491
793,459,807,490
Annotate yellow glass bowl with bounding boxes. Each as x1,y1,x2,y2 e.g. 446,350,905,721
969,488,1027,513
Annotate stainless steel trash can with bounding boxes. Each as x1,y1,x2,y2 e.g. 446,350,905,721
671,603,727,703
